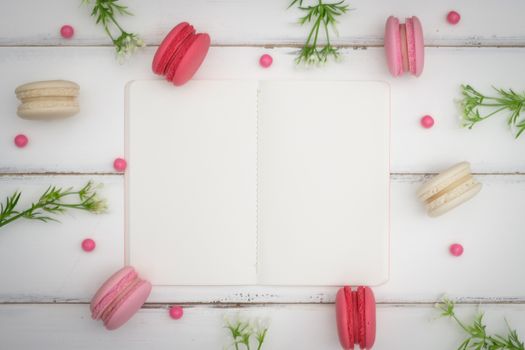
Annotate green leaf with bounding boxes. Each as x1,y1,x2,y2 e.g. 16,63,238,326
437,297,525,350
458,84,525,138
289,0,349,65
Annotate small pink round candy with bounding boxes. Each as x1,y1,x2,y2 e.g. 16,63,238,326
259,54,273,68
14,134,29,148
449,243,464,257
81,238,96,252
420,115,435,128
113,158,127,172
447,11,461,25
169,306,184,319
60,25,75,39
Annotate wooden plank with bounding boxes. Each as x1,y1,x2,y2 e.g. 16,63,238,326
1,303,525,349
1,46,525,174
1,174,524,303
1,0,525,46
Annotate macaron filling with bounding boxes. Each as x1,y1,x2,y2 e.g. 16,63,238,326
424,174,474,205
345,287,356,346
399,24,409,73
405,17,417,75
343,286,368,348
357,287,366,349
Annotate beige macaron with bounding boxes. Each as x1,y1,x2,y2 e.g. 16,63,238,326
15,80,80,119
417,162,482,217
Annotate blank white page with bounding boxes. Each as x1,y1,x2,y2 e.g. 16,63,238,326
257,81,390,286
126,80,258,285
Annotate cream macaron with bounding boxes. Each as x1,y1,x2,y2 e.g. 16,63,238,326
417,162,482,217
15,80,80,119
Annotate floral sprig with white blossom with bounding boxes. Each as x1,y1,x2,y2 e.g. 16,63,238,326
224,314,270,350
81,0,145,62
0,181,107,229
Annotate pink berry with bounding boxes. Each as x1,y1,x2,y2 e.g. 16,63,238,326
169,306,184,319
14,134,28,148
420,115,435,128
60,25,75,39
113,158,127,172
449,243,464,257
259,54,273,68
447,11,461,25
81,238,96,252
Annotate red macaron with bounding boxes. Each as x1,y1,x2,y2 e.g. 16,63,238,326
152,22,210,86
335,286,376,349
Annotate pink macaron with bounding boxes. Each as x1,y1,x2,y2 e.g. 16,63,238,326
152,22,211,86
336,286,376,350
384,16,424,77
90,266,152,330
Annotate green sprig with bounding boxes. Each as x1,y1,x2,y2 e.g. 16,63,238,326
81,0,144,62
0,181,107,229
458,84,525,138
288,0,349,65
224,315,270,350
436,298,525,350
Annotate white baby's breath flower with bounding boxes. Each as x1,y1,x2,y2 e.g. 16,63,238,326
115,33,145,64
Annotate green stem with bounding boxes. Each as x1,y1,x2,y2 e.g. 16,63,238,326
107,12,126,34
0,213,26,228
0,204,47,228
478,106,508,120
476,103,507,107
304,15,322,47
103,25,115,41
451,314,471,335
323,17,331,47
312,15,322,57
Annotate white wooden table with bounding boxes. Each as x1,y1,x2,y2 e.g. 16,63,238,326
1,1,525,349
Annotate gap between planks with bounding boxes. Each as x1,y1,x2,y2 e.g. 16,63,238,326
2,299,525,307
1,43,525,49
0,172,524,177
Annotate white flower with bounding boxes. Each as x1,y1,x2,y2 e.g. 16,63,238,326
115,33,145,64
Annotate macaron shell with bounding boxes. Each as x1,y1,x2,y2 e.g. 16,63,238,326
335,287,354,349
410,16,424,76
171,33,210,86
165,34,198,82
429,182,482,217
17,102,79,119
90,266,136,314
105,280,152,330
417,162,472,200
384,16,403,76
362,287,377,349
15,80,79,96
152,22,194,75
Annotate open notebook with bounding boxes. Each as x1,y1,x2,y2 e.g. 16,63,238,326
126,80,390,286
